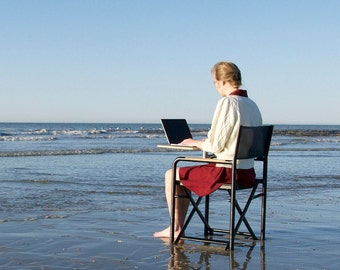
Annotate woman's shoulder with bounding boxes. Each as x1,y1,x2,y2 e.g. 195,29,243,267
218,95,240,106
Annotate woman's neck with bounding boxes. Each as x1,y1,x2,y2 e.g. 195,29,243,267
223,85,238,97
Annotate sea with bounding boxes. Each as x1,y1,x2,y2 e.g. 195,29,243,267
0,122,339,269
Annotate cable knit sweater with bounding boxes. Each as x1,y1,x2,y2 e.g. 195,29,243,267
201,90,262,169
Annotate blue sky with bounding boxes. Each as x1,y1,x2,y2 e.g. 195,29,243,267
1,0,339,124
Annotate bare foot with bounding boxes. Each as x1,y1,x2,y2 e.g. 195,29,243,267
153,226,171,238
153,226,183,239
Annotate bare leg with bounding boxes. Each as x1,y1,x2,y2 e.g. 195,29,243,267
153,168,190,238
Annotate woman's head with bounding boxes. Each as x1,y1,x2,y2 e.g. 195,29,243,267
211,62,242,89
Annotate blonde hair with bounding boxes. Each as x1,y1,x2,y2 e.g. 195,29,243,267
211,62,242,88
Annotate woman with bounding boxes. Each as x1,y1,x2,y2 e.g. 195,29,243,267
153,61,262,239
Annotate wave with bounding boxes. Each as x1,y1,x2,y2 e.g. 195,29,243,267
1,125,339,135
273,129,340,137
270,148,340,152
0,147,183,157
0,135,57,142
0,127,167,142
1,145,338,157
1,129,338,142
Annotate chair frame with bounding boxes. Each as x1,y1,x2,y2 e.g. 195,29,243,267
170,125,273,250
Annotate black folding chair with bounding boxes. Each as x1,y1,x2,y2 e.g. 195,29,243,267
170,125,273,250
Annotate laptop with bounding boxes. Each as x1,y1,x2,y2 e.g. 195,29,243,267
159,119,197,150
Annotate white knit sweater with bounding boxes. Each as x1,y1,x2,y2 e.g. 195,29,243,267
201,94,262,169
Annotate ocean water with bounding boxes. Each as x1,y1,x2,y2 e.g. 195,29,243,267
0,122,339,269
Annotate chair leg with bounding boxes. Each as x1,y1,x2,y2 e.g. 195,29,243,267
229,185,236,250
204,195,210,235
174,187,214,244
170,173,176,245
234,200,258,239
175,195,203,243
233,186,259,239
260,163,268,241
261,184,267,241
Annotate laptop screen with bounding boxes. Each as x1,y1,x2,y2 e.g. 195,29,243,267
161,119,193,144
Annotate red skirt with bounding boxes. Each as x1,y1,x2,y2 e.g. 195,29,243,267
179,163,256,196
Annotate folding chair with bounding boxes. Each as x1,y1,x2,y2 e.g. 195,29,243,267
170,125,273,250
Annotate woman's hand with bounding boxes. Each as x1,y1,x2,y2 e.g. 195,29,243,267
180,138,205,149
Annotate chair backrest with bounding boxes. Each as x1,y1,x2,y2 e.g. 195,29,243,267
235,125,273,160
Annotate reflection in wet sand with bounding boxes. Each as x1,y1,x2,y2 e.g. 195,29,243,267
167,239,265,270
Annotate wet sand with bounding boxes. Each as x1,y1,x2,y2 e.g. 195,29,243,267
1,186,339,269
